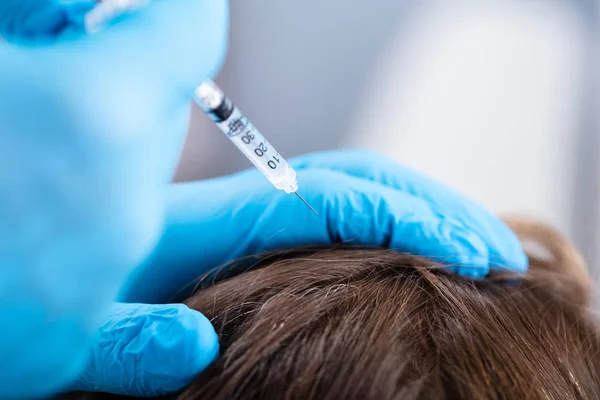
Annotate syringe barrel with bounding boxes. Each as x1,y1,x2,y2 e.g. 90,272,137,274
194,82,299,194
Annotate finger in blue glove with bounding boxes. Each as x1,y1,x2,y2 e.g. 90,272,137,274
67,302,219,397
290,149,528,273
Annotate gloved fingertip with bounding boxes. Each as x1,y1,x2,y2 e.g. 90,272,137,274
68,303,219,397
135,304,220,395
177,305,220,373
452,230,530,278
487,230,529,275
441,230,490,277
493,250,529,274
456,265,488,279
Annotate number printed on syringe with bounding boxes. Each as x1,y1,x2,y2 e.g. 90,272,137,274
245,132,282,171
193,81,316,208
222,109,284,174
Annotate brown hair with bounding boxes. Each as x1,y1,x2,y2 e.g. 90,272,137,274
71,219,600,400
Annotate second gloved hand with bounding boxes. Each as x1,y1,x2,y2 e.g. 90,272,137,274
122,149,528,306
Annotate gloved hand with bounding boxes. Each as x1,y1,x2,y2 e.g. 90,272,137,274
122,148,528,305
0,0,227,398
67,302,219,396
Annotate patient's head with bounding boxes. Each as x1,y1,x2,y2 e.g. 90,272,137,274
74,220,600,400
176,219,598,400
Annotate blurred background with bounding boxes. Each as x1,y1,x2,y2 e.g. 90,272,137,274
176,1,599,285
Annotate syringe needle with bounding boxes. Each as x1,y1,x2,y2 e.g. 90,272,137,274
295,192,319,216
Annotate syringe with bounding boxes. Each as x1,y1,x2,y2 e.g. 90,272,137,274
193,82,318,215
83,0,318,215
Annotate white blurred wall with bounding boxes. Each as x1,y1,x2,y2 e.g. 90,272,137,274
348,2,586,237
177,1,598,274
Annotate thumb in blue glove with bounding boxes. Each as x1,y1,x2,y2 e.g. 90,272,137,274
67,302,219,397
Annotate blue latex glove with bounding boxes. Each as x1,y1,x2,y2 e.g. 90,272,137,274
67,302,219,396
122,149,528,307
0,0,227,398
